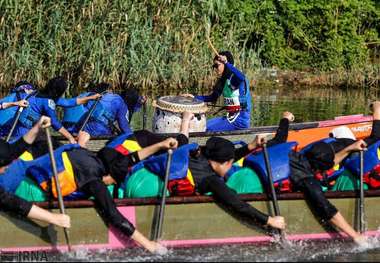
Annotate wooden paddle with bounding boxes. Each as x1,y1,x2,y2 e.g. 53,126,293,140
6,91,37,142
45,127,71,251
153,148,173,241
359,150,365,233
262,142,285,240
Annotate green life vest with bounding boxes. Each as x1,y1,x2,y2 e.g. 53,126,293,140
222,77,241,113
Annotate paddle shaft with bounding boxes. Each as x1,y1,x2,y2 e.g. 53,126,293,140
5,91,37,142
6,107,24,142
359,150,365,233
45,127,71,251
78,97,102,133
153,149,173,241
262,143,284,237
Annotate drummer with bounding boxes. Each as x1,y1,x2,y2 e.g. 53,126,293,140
184,51,252,131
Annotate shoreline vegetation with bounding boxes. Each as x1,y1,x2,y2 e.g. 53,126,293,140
0,1,378,96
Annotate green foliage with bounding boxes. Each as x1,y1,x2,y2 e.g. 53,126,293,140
0,0,378,92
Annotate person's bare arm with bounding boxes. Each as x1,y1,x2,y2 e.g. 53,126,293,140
76,93,102,105
58,127,77,144
137,138,178,161
0,100,28,109
334,139,367,165
22,116,51,144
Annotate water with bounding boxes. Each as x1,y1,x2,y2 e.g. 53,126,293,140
130,86,374,131
38,237,380,262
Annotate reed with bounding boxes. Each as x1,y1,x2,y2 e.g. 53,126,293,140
0,0,378,94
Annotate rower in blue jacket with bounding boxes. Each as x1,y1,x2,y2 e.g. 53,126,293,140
0,81,35,136
11,77,78,143
63,82,145,137
186,51,252,132
0,80,100,139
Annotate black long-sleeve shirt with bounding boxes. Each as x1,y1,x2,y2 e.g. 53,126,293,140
0,137,30,166
0,137,33,216
188,118,290,226
67,148,139,237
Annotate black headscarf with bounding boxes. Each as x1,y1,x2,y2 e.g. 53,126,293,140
212,51,234,96
89,82,111,94
37,76,67,102
120,84,141,120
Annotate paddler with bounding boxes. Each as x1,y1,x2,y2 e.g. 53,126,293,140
0,130,175,254
63,82,146,137
0,115,70,228
287,102,380,246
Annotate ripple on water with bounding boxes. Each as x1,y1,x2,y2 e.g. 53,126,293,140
45,235,380,262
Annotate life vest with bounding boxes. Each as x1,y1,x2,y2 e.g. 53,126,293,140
243,142,298,193
301,138,345,187
18,98,49,129
88,95,114,126
0,93,17,126
344,140,380,188
27,144,80,198
223,76,241,113
62,92,91,125
133,143,198,196
106,132,141,155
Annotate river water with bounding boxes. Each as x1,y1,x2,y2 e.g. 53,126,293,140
130,86,374,130
45,236,380,262
6,86,380,262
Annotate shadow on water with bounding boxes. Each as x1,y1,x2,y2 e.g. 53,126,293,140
45,235,380,262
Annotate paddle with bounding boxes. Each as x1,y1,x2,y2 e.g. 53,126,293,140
45,126,71,251
6,91,37,142
359,150,365,233
78,92,105,133
153,148,174,241
262,141,285,240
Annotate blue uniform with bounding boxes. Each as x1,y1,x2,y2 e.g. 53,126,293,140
81,93,133,136
0,91,77,138
195,63,251,132
12,96,63,140
0,93,19,136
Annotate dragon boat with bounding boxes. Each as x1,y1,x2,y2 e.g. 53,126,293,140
1,114,379,252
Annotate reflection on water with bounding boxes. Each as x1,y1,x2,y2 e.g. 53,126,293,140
130,87,373,131
44,236,380,262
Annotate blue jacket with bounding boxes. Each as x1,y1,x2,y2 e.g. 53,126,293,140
82,93,133,136
14,96,63,139
195,63,252,114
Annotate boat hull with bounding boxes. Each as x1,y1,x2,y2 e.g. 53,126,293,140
0,114,378,252
1,191,380,252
